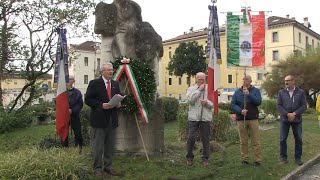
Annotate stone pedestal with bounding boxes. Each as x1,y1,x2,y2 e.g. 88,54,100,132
114,105,164,155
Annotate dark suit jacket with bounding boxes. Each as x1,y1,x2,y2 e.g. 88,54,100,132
85,77,121,128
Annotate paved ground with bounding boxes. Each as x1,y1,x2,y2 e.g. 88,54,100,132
295,161,320,180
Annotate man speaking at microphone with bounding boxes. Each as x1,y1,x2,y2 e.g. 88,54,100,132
186,72,213,167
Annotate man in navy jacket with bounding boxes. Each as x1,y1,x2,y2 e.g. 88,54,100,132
85,62,121,177
62,75,83,149
231,75,262,166
277,75,307,165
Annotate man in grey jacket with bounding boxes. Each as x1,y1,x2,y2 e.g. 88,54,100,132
277,75,307,166
186,72,213,167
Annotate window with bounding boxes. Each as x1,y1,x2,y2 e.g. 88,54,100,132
257,73,263,80
178,94,182,101
84,57,88,66
169,51,172,59
186,77,190,85
272,32,279,42
228,75,232,83
312,39,314,48
84,75,88,84
97,58,101,70
298,33,301,43
169,78,172,85
169,94,172,97
178,77,182,85
272,50,279,61
14,82,17,85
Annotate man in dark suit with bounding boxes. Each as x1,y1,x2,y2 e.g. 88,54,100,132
85,62,121,177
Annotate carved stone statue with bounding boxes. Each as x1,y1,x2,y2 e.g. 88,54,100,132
94,0,164,155
94,0,163,85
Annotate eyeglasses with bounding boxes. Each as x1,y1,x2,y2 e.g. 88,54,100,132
284,79,293,82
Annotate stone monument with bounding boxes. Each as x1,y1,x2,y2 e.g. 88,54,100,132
94,0,164,155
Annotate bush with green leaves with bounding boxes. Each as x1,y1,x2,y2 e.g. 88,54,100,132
29,101,56,120
177,103,238,143
159,97,179,122
212,110,238,142
260,99,277,117
0,109,36,134
218,102,232,113
79,104,91,146
177,103,189,141
0,148,90,179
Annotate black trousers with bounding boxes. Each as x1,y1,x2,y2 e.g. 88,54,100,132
186,121,211,160
62,116,83,147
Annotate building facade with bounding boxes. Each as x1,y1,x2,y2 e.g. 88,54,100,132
68,15,320,102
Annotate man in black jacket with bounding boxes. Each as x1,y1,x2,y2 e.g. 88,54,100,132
62,75,83,149
277,75,307,165
85,62,121,177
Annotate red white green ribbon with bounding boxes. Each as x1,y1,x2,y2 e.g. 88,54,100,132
113,58,150,123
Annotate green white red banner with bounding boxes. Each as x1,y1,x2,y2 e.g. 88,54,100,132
113,58,150,123
227,10,265,66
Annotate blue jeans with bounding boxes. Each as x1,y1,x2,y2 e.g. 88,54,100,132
280,121,302,160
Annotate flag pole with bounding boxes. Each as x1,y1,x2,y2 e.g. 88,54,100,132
134,113,150,161
243,66,247,127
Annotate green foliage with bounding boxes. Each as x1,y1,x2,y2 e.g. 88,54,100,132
212,110,238,142
28,101,55,119
218,102,232,113
113,57,156,114
260,99,278,117
159,97,179,122
177,103,189,141
177,103,238,142
262,49,320,107
304,108,316,115
79,104,91,146
167,41,206,86
0,109,36,134
0,148,90,180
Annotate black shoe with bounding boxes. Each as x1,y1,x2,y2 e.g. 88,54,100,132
254,161,261,167
295,159,303,166
241,161,249,165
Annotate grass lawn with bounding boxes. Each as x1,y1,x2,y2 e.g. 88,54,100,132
0,111,319,179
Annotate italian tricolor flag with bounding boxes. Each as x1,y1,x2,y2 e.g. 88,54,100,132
227,11,265,66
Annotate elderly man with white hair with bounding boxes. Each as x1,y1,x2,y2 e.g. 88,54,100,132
186,72,213,167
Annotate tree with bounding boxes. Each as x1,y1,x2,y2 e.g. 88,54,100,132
167,41,206,87
0,0,95,111
261,49,320,107
0,0,22,108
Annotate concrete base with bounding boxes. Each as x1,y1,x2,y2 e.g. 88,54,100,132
114,104,164,156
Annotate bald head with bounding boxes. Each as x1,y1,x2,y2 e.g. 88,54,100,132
196,72,206,86
243,75,252,87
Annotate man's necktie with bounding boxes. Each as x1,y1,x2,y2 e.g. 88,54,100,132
107,81,112,99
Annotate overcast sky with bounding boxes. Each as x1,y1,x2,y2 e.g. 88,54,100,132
71,0,319,43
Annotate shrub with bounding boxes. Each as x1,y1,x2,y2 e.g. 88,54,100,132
159,97,179,122
29,101,56,120
212,110,238,142
177,103,189,141
260,99,277,117
0,110,36,134
218,102,232,113
0,148,90,179
177,103,238,143
80,104,91,146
